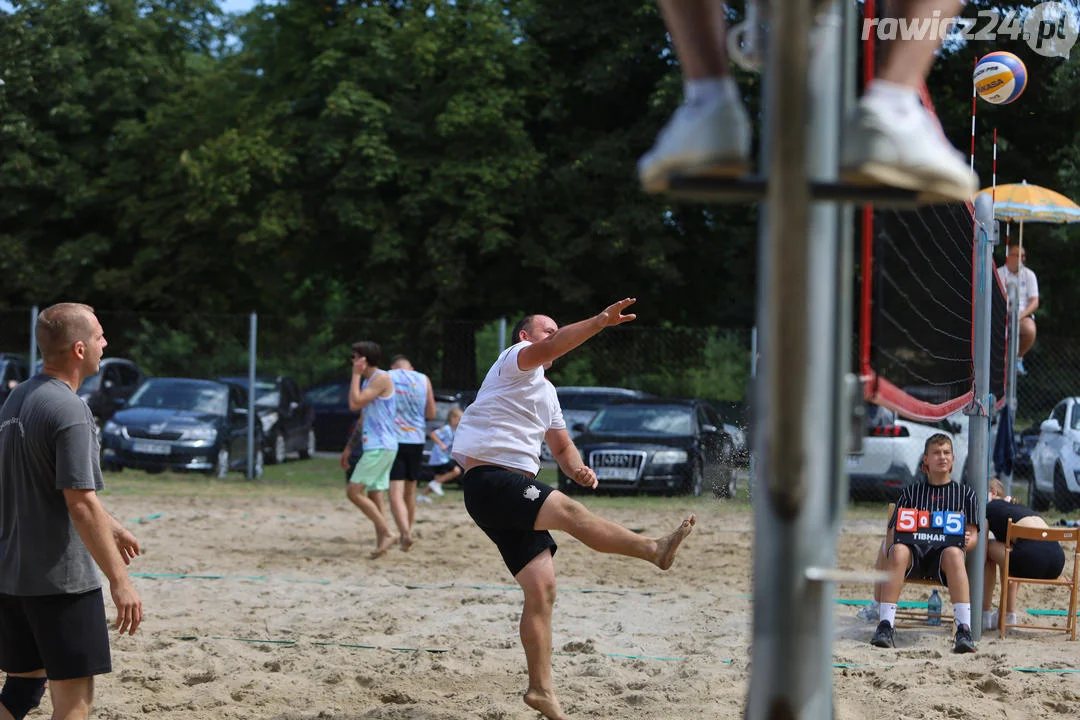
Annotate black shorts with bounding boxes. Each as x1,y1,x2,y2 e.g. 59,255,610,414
430,460,461,476
462,465,557,577
0,589,112,680
1010,539,1066,579
390,443,425,481
898,543,961,585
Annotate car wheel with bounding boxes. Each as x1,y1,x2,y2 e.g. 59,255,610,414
1053,464,1078,512
1028,475,1050,512
299,429,316,459
270,431,287,465
214,447,230,479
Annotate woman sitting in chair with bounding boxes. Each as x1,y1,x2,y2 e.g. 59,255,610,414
982,478,1066,630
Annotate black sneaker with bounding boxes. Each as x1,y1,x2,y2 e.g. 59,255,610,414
870,620,895,648
953,624,976,654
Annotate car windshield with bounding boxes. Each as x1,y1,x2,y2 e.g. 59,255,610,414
220,378,278,408
128,380,228,415
589,405,692,436
305,383,348,405
559,390,638,412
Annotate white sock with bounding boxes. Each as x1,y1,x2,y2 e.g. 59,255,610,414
954,602,971,628
1006,611,1018,625
879,602,897,627
982,610,996,628
684,76,739,106
864,79,921,118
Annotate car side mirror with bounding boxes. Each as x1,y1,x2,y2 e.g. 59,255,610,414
1040,418,1062,434
572,422,587,434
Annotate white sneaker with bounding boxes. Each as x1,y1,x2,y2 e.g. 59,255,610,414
416,494,433,503
428,480,444,497
638,98,752,194
839,98,978,203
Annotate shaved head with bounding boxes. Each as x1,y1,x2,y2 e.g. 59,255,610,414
35,303,96,362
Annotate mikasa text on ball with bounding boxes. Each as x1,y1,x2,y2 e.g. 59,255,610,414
974,51,1028,105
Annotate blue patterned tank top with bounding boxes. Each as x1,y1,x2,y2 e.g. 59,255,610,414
361,370,398,451
389,368,429,445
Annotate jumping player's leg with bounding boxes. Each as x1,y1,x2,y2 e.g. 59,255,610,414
638,1,750,192
534,492,695,569
514,551,567,720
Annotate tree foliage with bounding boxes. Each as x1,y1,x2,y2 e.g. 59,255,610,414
1,0,1078,350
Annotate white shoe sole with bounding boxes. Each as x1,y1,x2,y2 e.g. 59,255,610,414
840,163,975,205
641,156,752,194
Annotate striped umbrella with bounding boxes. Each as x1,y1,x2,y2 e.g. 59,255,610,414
975,180,1080,250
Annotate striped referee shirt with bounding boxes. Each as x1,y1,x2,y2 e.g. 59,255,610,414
889,480,980,531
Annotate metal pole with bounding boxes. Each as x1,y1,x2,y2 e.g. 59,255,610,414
749,326,758,500
967,193,997,640
1005,283,1020,499
747,1,847,716
29,305,38,373
247,312,257,479
498,316,507,351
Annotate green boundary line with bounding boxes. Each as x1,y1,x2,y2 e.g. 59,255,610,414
1013,667,1080,673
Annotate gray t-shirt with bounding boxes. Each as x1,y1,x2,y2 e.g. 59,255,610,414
0,374,105,596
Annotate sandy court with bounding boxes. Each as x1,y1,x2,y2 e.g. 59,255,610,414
33,484,1080,719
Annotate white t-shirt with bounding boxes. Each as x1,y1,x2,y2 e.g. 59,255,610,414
452,342,565,476
996,265,1039,314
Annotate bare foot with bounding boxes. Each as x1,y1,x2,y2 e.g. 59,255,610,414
524,687,568,720
654,514,696,570
400,534,414,552
370,533,398,559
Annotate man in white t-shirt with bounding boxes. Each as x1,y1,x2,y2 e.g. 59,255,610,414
452,298,696,720
996,245,1039,374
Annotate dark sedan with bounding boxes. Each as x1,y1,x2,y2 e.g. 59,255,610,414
0,353,29,405
559,399,737,497
304,380,358,452
219,375,316,464
100,378,263,478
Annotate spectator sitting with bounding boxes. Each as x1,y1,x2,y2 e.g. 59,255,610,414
418,408,463,502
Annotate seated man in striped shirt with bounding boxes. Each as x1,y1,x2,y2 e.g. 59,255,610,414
870,433,980,654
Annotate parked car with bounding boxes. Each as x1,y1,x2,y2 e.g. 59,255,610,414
0,353,29,405
540,386,652,462
219,375,316,464
78,358,146,427
846,404,970,502
100,378,263,478
304,380,357,452
1029,398,1080,512
1012,424,1039,482
559,398,737,497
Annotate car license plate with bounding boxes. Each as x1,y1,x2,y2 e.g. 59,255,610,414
132,441,171,456
595,467,637,481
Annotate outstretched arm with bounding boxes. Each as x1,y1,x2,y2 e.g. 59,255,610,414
517,298,637,372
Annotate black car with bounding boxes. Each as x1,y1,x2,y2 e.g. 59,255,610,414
78,358,146,426
560,398,737,497
0,353,29,405
219,375,316,464
304,380,358,452
1013,424,1039,482
100,378,263,478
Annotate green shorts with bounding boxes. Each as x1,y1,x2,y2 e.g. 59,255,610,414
349,449,395,491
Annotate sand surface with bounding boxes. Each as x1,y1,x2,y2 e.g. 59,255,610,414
30,486,1080,719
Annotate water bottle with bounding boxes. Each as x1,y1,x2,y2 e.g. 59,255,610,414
927,589,942,626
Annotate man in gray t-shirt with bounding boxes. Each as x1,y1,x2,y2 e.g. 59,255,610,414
0,303,142,720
